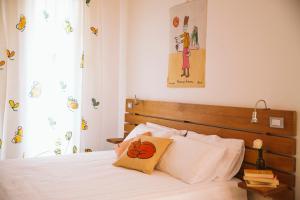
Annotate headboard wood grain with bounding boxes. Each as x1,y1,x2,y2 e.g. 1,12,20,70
124,99,297,200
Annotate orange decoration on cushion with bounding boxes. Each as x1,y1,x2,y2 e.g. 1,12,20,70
127,139,156,159
114,131,152,157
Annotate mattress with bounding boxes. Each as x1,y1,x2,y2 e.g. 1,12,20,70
0,150,247,200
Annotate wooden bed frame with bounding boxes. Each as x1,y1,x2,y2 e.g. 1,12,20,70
124,99,297,200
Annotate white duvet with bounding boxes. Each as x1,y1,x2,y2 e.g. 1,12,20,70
0,151,246,200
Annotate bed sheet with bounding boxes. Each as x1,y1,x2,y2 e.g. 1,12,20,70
0,151,247,200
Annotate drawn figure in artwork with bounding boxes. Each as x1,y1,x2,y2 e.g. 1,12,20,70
191,26,199,49
173,16,180,52
174,36,180,52
173,16,179,28
180,16,191,78
11,126,23,144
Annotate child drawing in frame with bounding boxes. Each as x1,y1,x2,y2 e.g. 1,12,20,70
180,16,191,78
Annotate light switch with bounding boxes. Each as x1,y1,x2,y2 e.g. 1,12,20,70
127,102,133,109
269,117,284,129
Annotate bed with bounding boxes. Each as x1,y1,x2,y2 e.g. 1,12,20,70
123,99,297,200
0,99,296,200
0,151,246,200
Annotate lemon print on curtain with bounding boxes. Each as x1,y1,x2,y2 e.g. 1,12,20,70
48,117,56,129
67,97,79,111
59,81,67,92
9,100,19,111
90,26,98,36
29,82,42,98
0,60,5,69
85,148,92,152
81,118,88,131
91,98,99,109
65,20,73,33
80,52,84,68
0,51,5,70
16,14,26,32
73,145,78,154
11,126,23,144
6,49,15,60
43,10,49,21
86,0,91,6
65,131,72,141
54,149,61,155
54,139,62,155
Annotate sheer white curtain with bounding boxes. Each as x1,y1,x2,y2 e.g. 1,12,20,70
0,0,102,159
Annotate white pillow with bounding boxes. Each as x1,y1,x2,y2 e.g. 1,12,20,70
157,135,226,184
125,124,176,141
187,131,245,180
146,122,187,136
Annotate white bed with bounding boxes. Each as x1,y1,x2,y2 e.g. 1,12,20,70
0,151,247,200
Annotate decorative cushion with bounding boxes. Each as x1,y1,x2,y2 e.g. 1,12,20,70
113,135,173,174
114,132,152,157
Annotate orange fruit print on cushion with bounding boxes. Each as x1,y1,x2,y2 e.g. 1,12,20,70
127,139,156,159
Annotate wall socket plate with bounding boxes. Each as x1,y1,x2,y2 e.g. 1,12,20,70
269,117,284,129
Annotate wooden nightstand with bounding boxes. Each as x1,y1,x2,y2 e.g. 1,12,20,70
106,137,124,144
238,181,288,197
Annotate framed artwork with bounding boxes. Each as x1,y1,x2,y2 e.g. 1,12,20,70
167,0,207,88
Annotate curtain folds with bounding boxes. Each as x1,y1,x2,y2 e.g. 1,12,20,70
0,0,102,159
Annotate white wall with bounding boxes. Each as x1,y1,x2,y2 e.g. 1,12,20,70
118,0,128,138
125,0,300,198
100,0,120,149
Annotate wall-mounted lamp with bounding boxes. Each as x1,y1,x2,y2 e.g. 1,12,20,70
127,95,141,109
251,99,269,123
134,95,140,105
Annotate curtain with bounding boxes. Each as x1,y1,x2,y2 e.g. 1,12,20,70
0,0,102,159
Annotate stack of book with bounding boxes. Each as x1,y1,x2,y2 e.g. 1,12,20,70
244,169,279,188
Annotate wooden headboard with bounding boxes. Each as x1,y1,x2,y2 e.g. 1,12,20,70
124,99,297,199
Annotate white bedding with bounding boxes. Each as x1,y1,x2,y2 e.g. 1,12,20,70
0,151,247,200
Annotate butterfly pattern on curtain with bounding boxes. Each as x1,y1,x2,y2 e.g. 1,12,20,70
0,0,102,159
